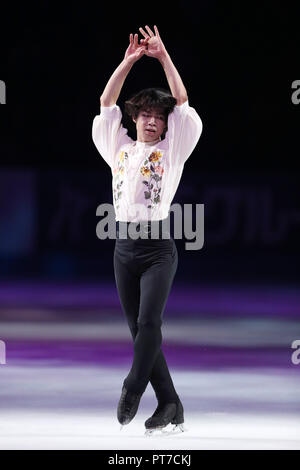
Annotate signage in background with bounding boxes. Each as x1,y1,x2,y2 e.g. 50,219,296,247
0,80,6,104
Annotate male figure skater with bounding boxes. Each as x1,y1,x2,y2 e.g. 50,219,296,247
92,25,203,434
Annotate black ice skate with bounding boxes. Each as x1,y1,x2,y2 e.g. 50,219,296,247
117,385,143,428
144,398,187,436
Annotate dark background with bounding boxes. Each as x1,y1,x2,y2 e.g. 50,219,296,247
0,0,299,284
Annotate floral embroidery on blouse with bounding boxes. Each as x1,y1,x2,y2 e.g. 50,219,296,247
113,150,128,209
140,151,164,209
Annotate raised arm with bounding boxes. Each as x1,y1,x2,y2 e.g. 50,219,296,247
139,25,188,106
100,33,149,107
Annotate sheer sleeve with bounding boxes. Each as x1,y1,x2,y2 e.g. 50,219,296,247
165,100,203,167
92,104,132,168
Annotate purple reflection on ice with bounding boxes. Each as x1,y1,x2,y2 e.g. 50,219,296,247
0,281,299,317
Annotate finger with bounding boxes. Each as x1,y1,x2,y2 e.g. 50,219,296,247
129,33,133,45
136,47,144,58
141,37,150,46
154,25,160,37
139,26,149,39
134,33,138,48
145,25,154,37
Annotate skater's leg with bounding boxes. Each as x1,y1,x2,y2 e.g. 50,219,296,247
123,241,178,396
113,245,140,339
114,241,178,403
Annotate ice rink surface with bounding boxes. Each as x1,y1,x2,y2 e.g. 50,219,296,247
0,282,299,450
0,364,300,450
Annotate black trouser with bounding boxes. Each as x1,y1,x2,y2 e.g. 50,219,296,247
113,227,179,404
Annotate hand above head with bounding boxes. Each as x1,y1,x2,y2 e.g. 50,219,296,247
124,33,150,64
138,25,168,61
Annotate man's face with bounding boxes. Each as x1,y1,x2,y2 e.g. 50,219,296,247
133,107,167,143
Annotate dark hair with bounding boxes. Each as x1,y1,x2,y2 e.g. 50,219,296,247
124,87,177,139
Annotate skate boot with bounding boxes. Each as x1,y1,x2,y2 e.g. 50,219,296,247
144,398,187,436
168,397,187,435
117,385,143,428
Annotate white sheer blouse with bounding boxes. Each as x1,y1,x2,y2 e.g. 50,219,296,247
92,100,203,222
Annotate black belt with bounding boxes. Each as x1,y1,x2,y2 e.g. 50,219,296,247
116,220,170,239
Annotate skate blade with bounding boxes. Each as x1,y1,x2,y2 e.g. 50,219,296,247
145,424,187,437
161,424,188,436
144,426,165,436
